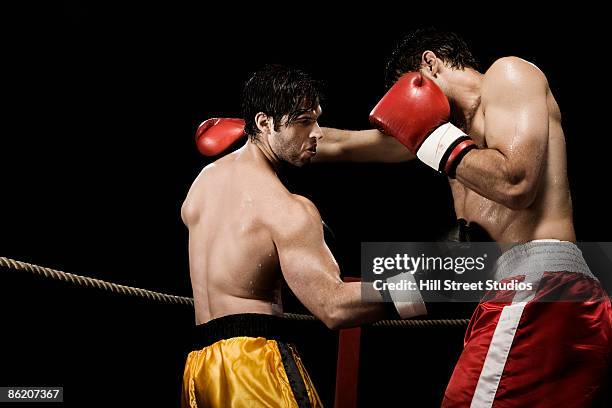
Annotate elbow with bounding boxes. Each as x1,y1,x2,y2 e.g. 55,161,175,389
502,179,538,210
320,305,342,330
322,318,342,331
320,304,351,330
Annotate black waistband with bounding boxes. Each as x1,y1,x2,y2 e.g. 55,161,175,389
192,313,296,349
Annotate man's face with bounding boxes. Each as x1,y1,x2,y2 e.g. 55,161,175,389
269,105,323,167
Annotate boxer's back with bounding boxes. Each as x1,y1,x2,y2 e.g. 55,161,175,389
182,147,286,324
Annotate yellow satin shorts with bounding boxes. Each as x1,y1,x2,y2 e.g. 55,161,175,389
181,314,322,407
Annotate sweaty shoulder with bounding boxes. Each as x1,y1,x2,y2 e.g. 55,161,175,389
482,57,549,103
181,162,218,226
180,154,237,226
267,193,322,242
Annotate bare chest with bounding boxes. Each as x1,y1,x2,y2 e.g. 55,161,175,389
464,104,486,147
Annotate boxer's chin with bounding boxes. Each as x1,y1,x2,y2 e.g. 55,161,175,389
292,158,311,168
286,152,313,167
300,149,316,165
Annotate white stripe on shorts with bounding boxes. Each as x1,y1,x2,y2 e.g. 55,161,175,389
470,241,593,407
470,302,527,408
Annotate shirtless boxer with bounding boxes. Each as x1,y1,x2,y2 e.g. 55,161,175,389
181,65,391,408
344,28,612,408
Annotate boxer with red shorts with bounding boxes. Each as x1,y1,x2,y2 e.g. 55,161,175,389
317,28,611,407
442,241,611,407
364,28,612,407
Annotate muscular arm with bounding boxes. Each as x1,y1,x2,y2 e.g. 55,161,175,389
315,127,416,163
455,58,549,210
272,195,386,329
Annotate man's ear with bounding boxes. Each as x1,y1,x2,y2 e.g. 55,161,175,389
421,50,441,77
255,112,273,134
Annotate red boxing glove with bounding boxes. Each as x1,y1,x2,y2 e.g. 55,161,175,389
195,118,246,156
369,73,476,177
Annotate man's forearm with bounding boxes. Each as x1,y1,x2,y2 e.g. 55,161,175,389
313,127,350,161
455,149,538,210
315,127,415,163
325,281,390,329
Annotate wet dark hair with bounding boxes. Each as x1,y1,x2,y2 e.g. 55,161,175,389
385,27,479,88
242,65,322,140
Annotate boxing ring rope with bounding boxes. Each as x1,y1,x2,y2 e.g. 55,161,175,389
0,256,469,328
0,256,193,306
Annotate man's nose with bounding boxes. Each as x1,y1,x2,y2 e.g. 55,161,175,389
311,123,323,141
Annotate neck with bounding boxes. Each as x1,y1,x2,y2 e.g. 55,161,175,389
244,139,298,189
444,68,483,128
246,138,281,173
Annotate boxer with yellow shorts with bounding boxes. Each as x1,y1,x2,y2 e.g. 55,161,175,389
182,65,409,407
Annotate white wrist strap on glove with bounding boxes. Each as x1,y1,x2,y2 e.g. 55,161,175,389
417,123,472,174
386,271,427,319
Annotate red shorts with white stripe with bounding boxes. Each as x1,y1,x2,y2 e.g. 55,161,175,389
442,242,612,408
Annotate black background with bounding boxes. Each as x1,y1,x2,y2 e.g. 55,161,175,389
1,2,610,406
